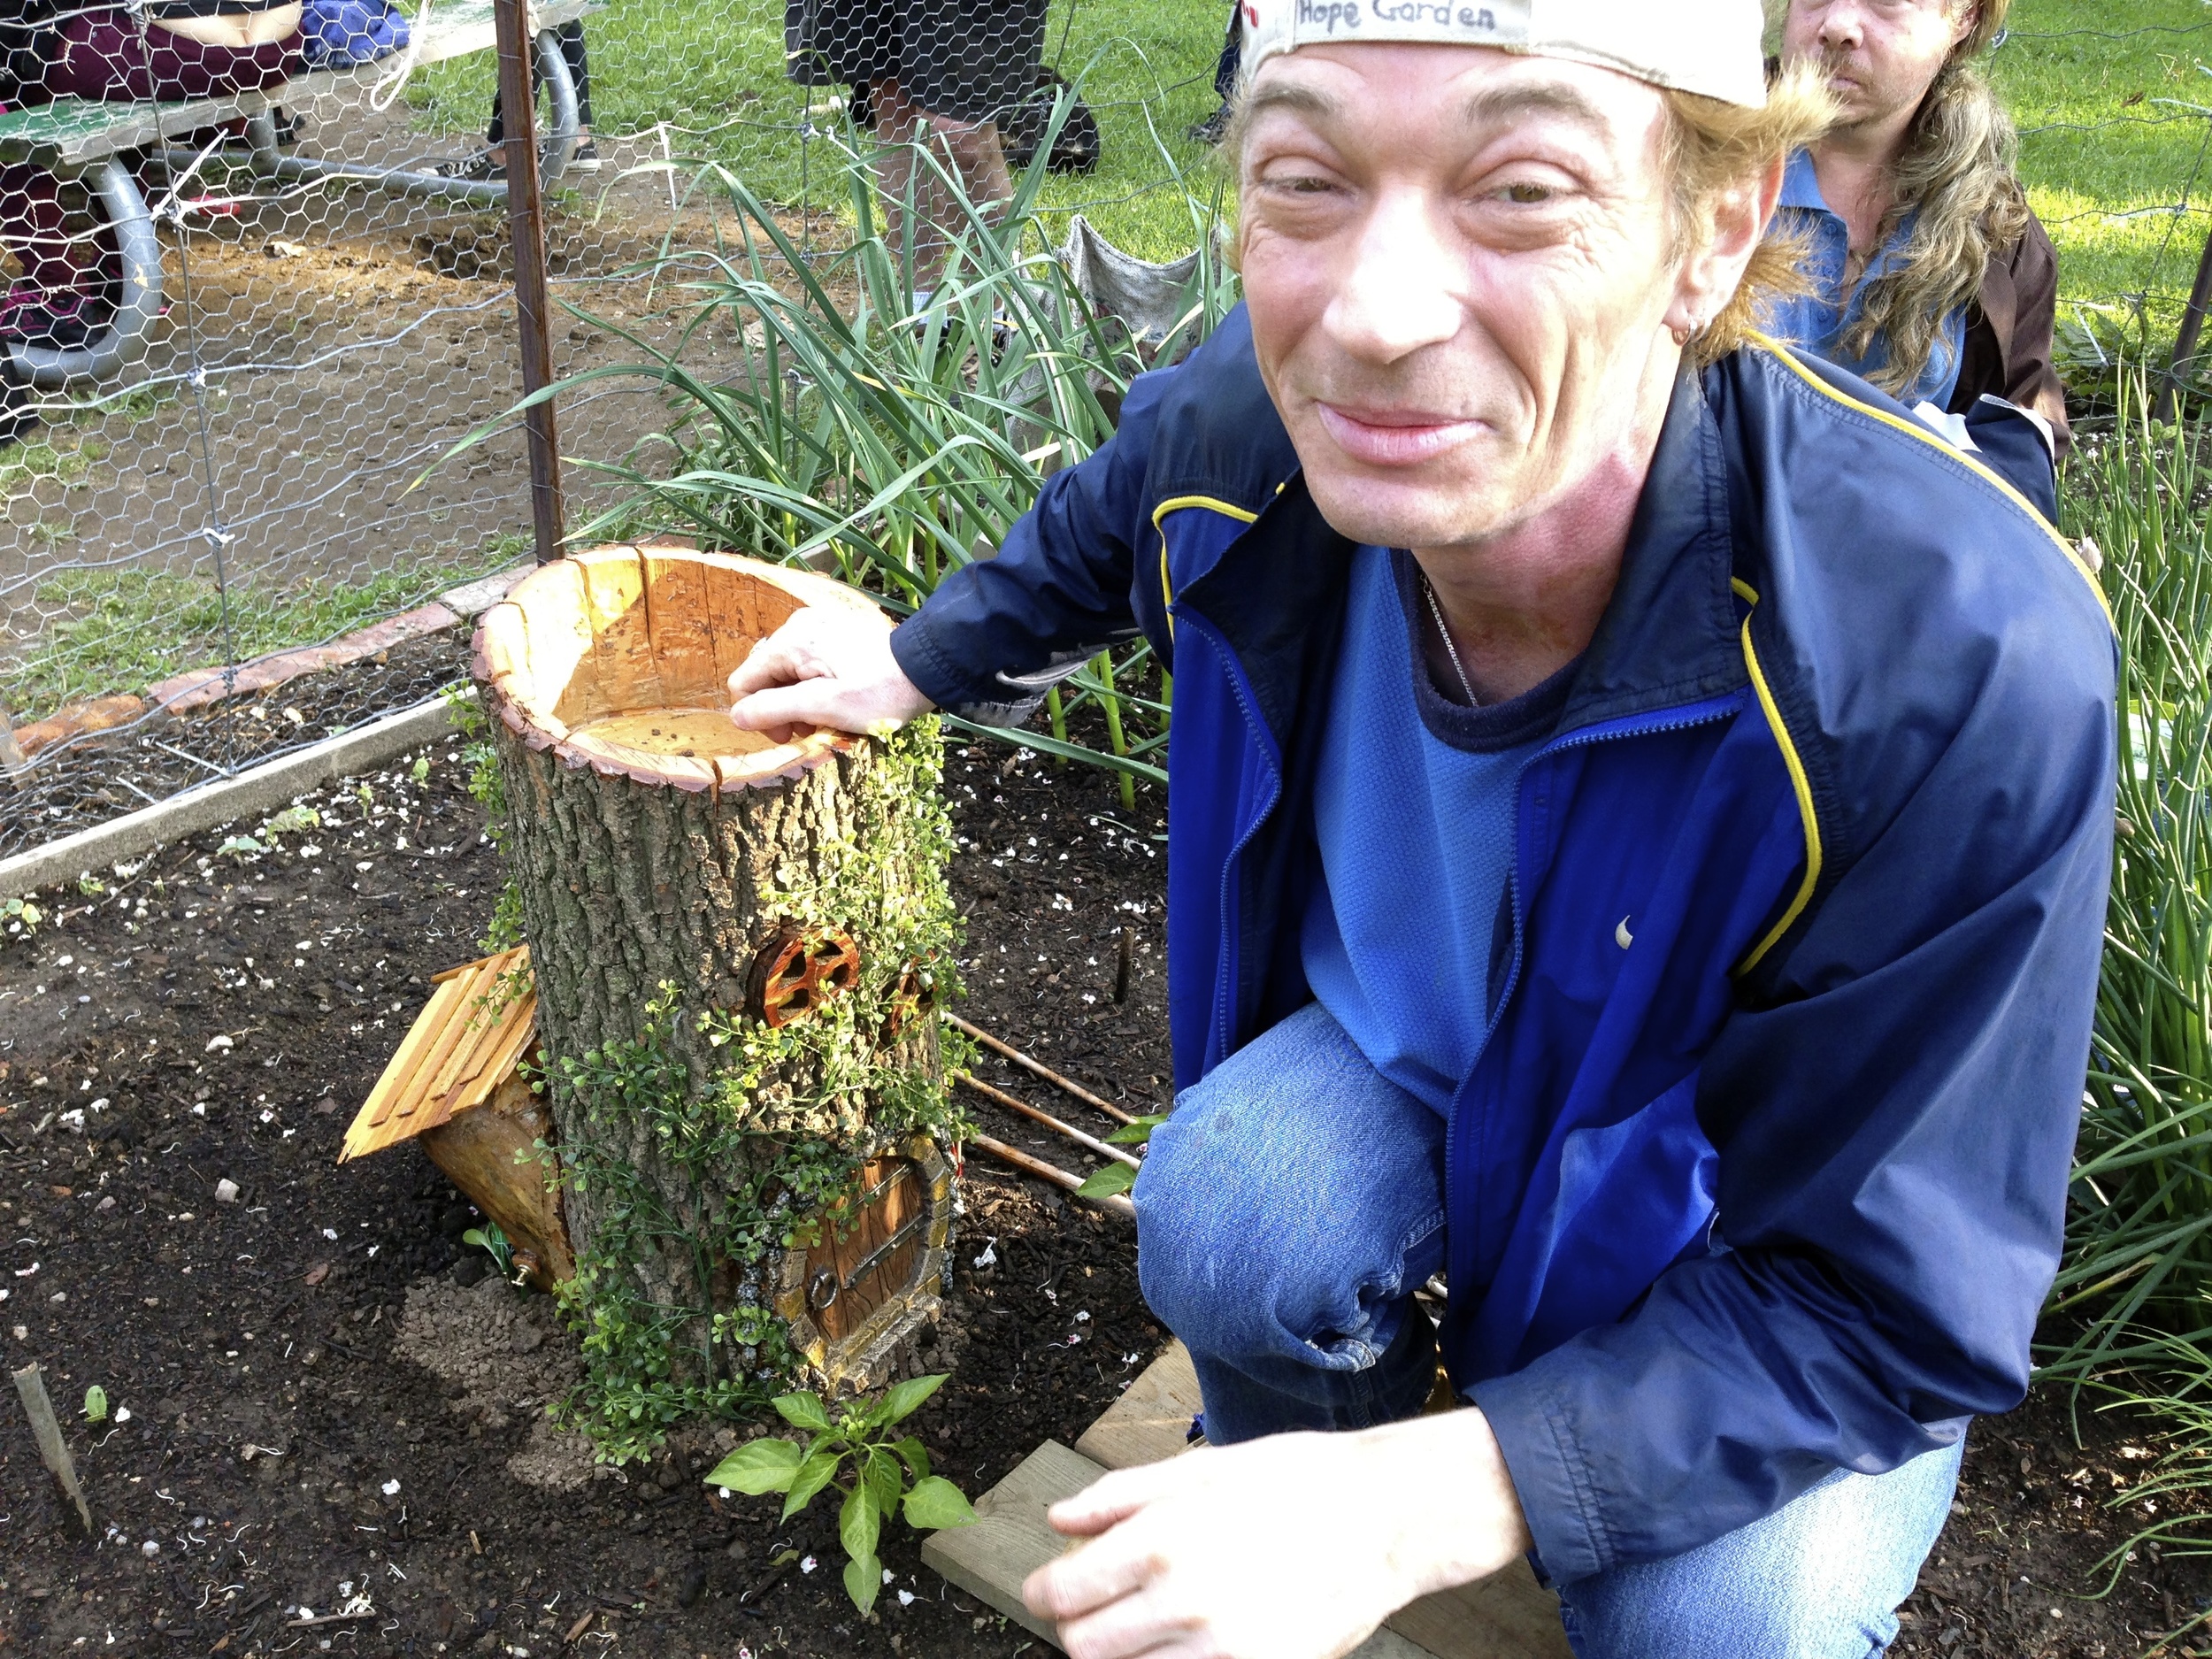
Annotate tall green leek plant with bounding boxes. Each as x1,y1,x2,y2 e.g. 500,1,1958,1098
549,91,1240,790
2049,377,2212,1572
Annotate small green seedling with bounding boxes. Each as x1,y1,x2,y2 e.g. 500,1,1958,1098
76,875,106,897
83,1386,108,1424
1074,1113,1168,1202
261,805,321,843
3,897,42,938
462,1219,518,1282
703,1375,976,1614
411,757,431,784
215,834,266,860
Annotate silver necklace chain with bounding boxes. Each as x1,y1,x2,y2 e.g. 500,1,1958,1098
1420,571,1480,708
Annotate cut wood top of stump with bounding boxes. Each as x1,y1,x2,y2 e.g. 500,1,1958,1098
473,545,888,793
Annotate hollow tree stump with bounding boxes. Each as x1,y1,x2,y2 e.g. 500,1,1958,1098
472,546,960,1413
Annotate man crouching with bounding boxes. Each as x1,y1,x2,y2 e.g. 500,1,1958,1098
727,2,2117,1653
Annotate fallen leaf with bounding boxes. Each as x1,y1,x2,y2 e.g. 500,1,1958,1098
303,1263,331,1286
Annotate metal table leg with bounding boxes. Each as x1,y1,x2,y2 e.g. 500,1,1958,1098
230,27,581,205
7,156,165,390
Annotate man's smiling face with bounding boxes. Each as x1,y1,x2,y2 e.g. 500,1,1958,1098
1236,43,1693,557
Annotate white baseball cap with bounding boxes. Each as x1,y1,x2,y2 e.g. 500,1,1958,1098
1240,0,1770,109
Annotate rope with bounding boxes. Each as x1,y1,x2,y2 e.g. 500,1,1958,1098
365,0,428,113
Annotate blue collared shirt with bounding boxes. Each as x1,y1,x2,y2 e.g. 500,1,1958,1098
1765,148,1966,408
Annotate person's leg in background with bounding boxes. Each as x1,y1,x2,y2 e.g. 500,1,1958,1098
870,0,1043,302
1132,1000,1448,1443
1187,0,1240,145
485,20,595,168
1554,1439,1964,1659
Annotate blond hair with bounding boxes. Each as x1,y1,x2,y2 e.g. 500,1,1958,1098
1662,61,1838,366
1834,1,2027,395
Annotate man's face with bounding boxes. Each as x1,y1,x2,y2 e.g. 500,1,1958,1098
1237,45,1694,558
1782,0,1972,130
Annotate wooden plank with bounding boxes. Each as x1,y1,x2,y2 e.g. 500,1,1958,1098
918,1439,1465,1659
1385,1569,1574,1659
411,957,511,1125
1076,1340,1202,1470
921,1440,1100,1644
1059,1345,1572,1659
361,976,465,1130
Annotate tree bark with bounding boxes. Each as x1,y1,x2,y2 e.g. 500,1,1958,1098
472,546,955,1400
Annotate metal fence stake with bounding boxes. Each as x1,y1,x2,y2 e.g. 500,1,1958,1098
495,0,567,565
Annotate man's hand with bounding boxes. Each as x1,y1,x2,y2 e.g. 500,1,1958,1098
726,605,935,740
1022,1409,1533,1659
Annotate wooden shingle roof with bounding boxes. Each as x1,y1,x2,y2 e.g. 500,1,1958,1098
340,946,537,1162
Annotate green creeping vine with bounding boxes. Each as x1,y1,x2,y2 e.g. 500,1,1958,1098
532,722,972,1462
444,682,525,952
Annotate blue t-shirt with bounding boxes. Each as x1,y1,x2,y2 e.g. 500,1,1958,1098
1300,548,1578,1117
1765,148,1967,409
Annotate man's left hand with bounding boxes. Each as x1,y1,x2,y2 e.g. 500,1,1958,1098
1021,1408,1532,1659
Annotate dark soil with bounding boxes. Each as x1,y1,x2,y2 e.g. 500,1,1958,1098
0,723,2200,1659
0,731,1170,1658
1,634,470,859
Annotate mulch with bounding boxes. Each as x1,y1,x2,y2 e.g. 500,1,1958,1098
0,704,2203,1659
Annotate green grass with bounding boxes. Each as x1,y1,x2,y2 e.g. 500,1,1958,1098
399,0,2212,280
0,537,524,721
1997,0,2212,343
404,0,1231,259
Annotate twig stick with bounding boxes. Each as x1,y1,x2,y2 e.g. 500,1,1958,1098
955,1071,1140,1169
945,1013,1138,1125
967,1133,1136,1218
12,1363,92,1535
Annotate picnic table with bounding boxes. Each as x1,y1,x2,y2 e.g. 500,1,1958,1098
0,0,602,390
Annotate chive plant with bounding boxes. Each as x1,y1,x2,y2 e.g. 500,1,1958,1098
541,91,1237,787
2052,382,2212,1379
2042,380,2212,1567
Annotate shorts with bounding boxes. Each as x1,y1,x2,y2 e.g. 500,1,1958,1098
785,0,1048,124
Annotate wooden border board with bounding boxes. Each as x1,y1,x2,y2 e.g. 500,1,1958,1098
924,1342,1574,1659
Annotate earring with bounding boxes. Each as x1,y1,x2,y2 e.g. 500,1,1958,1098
1670,319,1697,348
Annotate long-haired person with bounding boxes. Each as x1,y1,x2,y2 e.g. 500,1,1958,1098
1774,0,2066,503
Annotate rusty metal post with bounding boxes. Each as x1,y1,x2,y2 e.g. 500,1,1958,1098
2157,219,2212,424
494,0,565,564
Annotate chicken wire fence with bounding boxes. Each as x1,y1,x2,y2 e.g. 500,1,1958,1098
0,0,1229,857
2,4,2208,864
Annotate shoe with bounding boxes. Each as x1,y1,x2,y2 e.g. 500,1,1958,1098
1187,103,1233,146
567,137,600,172
434,150,504,182
0,283,108,351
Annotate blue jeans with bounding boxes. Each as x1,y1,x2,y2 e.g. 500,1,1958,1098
1133,1002,1963,1659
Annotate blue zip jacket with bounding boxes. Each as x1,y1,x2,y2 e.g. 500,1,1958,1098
890,306,2116,1582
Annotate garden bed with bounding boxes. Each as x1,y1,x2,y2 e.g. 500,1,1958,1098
0,734,2198,1659
1,633,470,861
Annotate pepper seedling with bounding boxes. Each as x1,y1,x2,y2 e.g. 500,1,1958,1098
1074,1113,1168,1201
703,1374,976,1613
